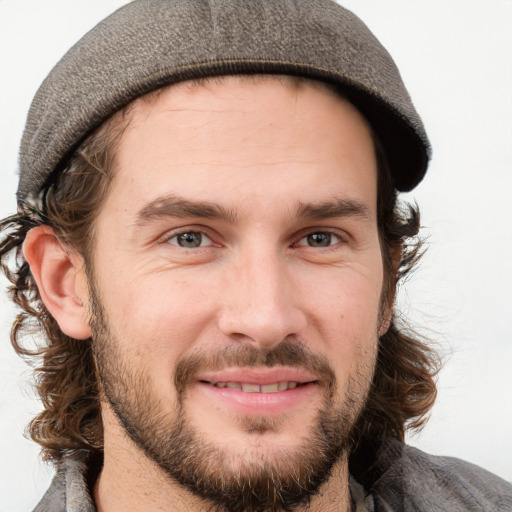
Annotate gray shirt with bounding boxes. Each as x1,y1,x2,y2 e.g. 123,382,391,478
32,438,512,512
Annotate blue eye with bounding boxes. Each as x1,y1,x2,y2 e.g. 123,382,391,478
298,232,341,248
168,231,211,248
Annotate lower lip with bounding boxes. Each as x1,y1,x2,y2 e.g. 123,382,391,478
196,381,320,416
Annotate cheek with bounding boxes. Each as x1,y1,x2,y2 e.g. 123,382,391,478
101,269,219,356
314,277,380,402
302,265,383,329
298,265,382,370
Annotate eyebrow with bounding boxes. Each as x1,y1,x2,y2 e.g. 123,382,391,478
135,195,372,225
296,198,372,222
136,195,238,224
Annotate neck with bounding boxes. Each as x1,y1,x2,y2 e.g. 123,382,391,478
94,450,352,512
94,409,353,512
93,423,204,511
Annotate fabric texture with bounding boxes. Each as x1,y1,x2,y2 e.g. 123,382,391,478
357,438,512,511
350,474,375,511
32,438,512,511
32,457,94,512
18,0,430,205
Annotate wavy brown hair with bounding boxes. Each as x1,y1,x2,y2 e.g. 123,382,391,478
0,76,440,464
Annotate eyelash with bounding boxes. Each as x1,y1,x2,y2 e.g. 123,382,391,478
165,228,214,249
295,230,344,249
163,227,347,250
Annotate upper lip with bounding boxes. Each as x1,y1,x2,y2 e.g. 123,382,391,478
196,367,319,386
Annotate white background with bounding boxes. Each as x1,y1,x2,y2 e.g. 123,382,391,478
0,1,511,510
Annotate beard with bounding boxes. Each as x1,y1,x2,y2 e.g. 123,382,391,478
89,286,376,512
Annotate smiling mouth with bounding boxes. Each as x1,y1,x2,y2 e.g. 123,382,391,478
200,381,316,392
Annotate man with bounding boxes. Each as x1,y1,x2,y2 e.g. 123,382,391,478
0,1,510,511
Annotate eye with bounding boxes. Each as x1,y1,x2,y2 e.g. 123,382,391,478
296,231,342,248
167,230,212,248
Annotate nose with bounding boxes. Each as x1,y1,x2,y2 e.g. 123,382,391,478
217,252,307,349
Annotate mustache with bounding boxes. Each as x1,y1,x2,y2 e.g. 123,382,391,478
174,340,336,397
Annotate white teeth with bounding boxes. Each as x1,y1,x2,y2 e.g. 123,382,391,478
213,381,301,392
241,383,261,393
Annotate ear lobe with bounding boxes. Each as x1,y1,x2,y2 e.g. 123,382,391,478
378,309,393,337
23,225,92,340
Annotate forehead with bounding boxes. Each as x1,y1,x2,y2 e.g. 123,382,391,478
102,75,378,219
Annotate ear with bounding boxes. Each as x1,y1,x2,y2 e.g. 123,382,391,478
378,245,402,337
23,225,92,340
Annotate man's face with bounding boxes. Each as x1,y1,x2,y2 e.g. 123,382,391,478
87,77,385,510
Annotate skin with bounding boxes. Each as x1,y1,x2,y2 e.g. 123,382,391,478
24,76,391,511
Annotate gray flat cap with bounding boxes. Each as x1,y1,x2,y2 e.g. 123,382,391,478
17,0,431,204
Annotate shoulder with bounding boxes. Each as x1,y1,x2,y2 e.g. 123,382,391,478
368,438,512,512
